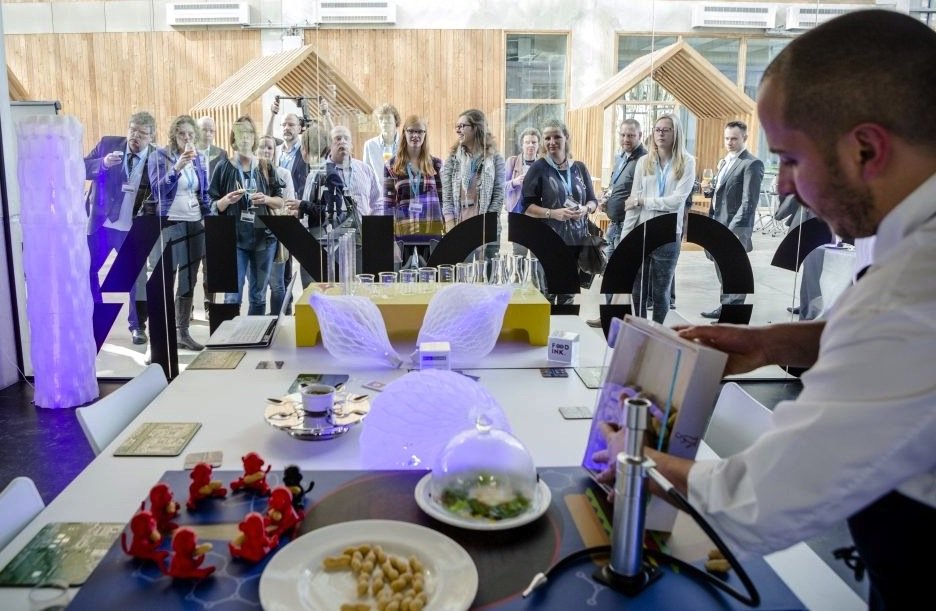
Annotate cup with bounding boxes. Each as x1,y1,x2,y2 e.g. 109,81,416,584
301,384,336,428
417,266,437,292
378,271,397,297
355,273,375,296
437,264,455,283
399,269,418,294
455,262,472,283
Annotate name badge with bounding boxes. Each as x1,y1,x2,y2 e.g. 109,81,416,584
240,211,255,224
121,183,136,194
409,202,423,214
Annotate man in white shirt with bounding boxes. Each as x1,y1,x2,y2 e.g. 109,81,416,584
700,121,764,319
596,11,935,609
362,103,401,183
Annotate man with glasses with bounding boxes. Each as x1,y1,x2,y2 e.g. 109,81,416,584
85,111,157,344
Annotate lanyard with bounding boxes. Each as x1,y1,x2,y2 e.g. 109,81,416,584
123,148,143,178
237,164,256,206
657,160,671,197
546,157,574,199
337,162,353,193
406,163,422,201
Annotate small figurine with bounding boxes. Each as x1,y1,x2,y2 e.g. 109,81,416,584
166,527,215,579
187,462,227,511
147,482,180,532
120,510,168,564
230,452,272,496
229,512,279,563
282,465,316,510
264,485,304,539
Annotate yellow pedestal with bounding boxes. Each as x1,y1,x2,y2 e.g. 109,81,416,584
294,283,551,346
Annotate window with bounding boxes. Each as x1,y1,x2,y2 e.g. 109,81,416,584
505,34,568,156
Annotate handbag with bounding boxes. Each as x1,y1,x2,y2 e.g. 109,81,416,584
578,219,607,275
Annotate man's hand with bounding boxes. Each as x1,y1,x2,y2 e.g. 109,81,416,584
592,421,626,486
676,324,769,375
271,98,280,115
103,151,123,169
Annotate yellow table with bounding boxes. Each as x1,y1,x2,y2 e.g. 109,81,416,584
294,283,551,346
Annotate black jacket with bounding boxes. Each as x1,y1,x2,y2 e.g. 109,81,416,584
606,144,647,222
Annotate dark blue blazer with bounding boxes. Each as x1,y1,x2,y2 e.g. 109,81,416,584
84,136,155,233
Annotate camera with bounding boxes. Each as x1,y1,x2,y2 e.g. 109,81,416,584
275,95,324,129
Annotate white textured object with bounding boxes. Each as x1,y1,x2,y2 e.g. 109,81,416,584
309,292,402,367
17,116,99,408
417,284,511,367
360,370,511,470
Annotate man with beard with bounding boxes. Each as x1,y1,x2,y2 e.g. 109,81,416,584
595,11,935,610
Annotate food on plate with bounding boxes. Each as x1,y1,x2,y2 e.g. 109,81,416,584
438,472,531,520
323,544,428,611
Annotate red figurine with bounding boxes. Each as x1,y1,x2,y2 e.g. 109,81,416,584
264,486,304,539
147,482,180,532
166,527,215,579
229,452,272,496
120,511,168,564
229,512,279,563
187,462,227,511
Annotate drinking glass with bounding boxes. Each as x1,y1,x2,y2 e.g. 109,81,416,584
378,271,397,298
417,266,437,292
455,262,472,283
529,257,544,293
489,255,507,285
355,273,375,296
399,269,418,294
516,256,531,290
28,580,70,611
437,264,455,284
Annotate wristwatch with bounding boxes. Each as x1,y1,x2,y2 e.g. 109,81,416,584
545,209,551,219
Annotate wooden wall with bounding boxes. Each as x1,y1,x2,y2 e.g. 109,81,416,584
4,30,261,152
304,29,506,161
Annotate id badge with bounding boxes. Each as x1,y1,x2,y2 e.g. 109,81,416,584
409,201,423,214
240,210,256,224
121,183,136,194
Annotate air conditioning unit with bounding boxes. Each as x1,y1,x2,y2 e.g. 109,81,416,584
784,4,868,30
691,3,777,29
317,1,397,25
167,2,250,27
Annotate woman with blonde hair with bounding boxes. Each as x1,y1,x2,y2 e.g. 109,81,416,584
441,109,505,235
624,112,696,323
209,115,284,315
381,115,444,264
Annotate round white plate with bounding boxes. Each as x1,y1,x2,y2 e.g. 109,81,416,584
259,519,477,611
414,474,552,531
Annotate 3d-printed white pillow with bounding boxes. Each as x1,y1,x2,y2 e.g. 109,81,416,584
416,284,512,367
360,369,511,470
309,292,402,368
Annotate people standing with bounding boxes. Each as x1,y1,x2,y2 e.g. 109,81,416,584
195,116,228,181
505,128,541,215
362,103,401,183
700,120,765,319
85,111,156,345
441,109,505,236
209,116,284,316
257,135,295,315
147,115,211,351
520,119,599,306
625,113,696,324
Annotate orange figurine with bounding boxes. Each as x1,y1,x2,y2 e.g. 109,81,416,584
186,462,227,511
230,452,272,496
166,527,215,579
229,512,279,563
147,482,180,532
120,511,168,564
264,486,304,539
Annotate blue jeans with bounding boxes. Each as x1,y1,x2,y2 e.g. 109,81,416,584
632,241,679,324
268,259,286,315
225,240,277,315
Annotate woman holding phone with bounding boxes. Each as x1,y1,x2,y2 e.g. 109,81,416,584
147,114,210,350
520,119,598,305
209,116,284,316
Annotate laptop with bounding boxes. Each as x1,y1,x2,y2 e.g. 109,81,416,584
205,273,297,349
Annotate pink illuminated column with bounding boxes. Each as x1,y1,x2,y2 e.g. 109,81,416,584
17,116,99,408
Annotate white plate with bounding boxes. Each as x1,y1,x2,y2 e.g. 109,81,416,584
259,519,477,611
414,474,552,531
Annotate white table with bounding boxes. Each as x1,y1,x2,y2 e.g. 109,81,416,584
0,316,863,610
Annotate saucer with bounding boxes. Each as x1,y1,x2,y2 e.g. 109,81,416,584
286,423,351,441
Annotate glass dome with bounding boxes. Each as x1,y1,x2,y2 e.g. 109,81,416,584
430,418,537,521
